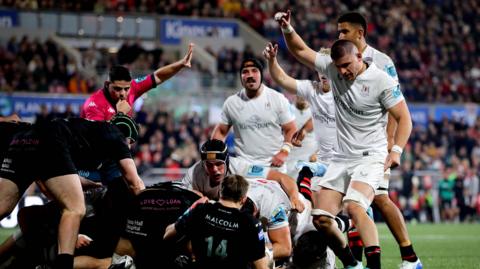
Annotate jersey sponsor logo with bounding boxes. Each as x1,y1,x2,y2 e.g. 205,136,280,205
134,76,148,83
246,165,266,177
238,115,274,130
140,198,182,207
312,111,335,125
360,85,370,97
333,95,365,116
392,85,402,99
270,205,288,225
385,65,397,77
88,101,97,107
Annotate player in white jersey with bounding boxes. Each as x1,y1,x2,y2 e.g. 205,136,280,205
337,12,422,269
181,139,304,212
263,43,336,203
277,11,413,269
285,97,318,179
212,58,297,173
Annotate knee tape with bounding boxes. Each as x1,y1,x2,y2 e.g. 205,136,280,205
311,209,336,219
343,188,371,210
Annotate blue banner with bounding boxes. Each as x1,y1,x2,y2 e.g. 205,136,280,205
409,105,430,127
160,18,238,45
0,93,87,118
0,9,18,27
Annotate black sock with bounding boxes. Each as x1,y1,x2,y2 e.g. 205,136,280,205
54,253,74,269
400,244,418,262
365,246,381,269
338,245,358,267
348,229,364,261
297,167,313,202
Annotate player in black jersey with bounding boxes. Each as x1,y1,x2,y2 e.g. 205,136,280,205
108,181,202,269
165,175,268,269
0,115,144,269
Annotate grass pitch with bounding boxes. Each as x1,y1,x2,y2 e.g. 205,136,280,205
1,223,480,268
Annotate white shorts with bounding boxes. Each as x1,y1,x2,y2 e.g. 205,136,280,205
314,156,384,195
375,168,391,196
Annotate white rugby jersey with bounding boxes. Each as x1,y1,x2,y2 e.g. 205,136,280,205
363,45,399,82
314,52,404,160
220,85,295,166
286,104,318,178
181,157,271,200
296,80,337,162
247,179,291,230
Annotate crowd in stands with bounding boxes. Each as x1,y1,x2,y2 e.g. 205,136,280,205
0,36,96,93
2,0,480,103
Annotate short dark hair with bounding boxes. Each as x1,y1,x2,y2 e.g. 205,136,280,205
331,39,358,61
220,175,249,202
109,65,131,82
337,12,367,37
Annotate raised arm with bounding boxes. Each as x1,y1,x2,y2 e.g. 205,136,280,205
263,42,297,94
276,10,318,70
153,43,194,85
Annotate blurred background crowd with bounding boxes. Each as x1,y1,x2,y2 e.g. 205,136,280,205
0,0,479,223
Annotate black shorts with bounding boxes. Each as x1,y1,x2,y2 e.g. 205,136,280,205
0,121,77,192
0,127,41,192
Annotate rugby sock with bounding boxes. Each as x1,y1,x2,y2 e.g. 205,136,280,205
365,246,381,269
54,253,73,269
348,227,364,261
338,245,358,267
400,244,418,262
297,166,313,202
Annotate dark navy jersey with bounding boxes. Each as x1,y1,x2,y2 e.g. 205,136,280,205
125,182,201,268
175,202,266,269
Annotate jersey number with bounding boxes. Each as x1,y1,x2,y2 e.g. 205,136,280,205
205,236,227,258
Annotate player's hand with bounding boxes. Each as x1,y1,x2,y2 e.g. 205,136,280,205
182,43,195,68
290,196,305,213
76,234,93,249
309,153,317,162
116,100,131,114
271,151,288,167
291,128,306,147
384,151,401,171
262,42,278,61
274,10,291,28
0,114,21,123
79,177,102,189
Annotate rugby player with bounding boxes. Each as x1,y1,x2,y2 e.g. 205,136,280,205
165,175,268,269
211,58,297,173
279,15,413,268
336,12,422,268
0,114,144,269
